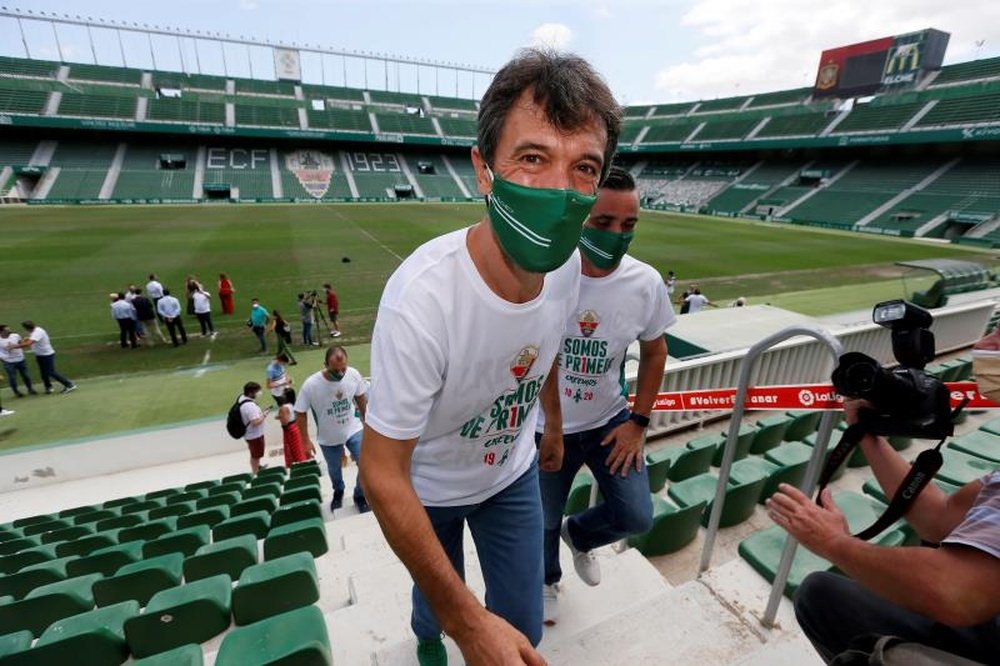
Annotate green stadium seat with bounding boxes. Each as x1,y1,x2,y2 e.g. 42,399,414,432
270,501,323,530
166,491,207,506
668,473,766,528
144,489,181,502
183,534,257,583
120,500,164,516
248,475,285,490
177,506,231,531
58,505,100,520
184,480,219,492
281,475,321,493
645,449,672,493
712,425,756,466
288,463,321,479
688,433,725,465
147,502,196,520
5,600,141,666
92,553,184,608
936,448,996,486
197,493,241,510
564,474,596,515
232,552,318,625
40,524,94,545
94,514,144,532
215,605,331,666
802,431,847,481
0,558,69,600
279,486,322,506
231,497,278,518
130,643,204,665
22,519,72,538
668,437,716,482
141,526,211,560
729,456,809,503
11,515,57,530
208,482,246,497
213,511,271,542
117,518,179,544
750,415,792,454
0,573,102,636
67,541,144,578
0,543,58,575
783,411,822,442
71,509,120,527
627,496,706,556
241,483,283,502
739,525,833,598
0,538,39,557
263,519,328,561
55,531,118,559
255,467,288,482
0,631,32,658
221,473,253,485
102,497,141,511
124,574,233,658
948,430,1000,463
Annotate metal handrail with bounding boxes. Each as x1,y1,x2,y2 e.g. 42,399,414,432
696,324,844,628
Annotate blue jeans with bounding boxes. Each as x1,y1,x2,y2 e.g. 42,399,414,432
412,463,543,647
35,354,73,391
795,571,1000,664
302,321,314,346
3,360,34,395
538,408,652,585
318,431,364,501
252,325,267,352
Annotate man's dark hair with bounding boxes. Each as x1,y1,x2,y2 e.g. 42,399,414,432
117,292,126,299
148,274,156,280
21,321,35,331
325,345,348,365
0,324,8,332
163,289,171,296
323,284,332,290
297,293,304,300
243,381,261,396
133,287,143,295
600,166,635,192
283,387,296,404
477,49,622,182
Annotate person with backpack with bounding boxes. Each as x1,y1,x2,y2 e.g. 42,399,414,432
227,381,272,473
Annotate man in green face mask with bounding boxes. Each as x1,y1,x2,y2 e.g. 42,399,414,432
360,49,622,666
537,166,674,625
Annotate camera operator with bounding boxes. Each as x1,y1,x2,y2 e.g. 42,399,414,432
298,292,318,347
767,390,1000,662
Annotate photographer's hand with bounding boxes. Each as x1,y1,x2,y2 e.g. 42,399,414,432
765,484,851,559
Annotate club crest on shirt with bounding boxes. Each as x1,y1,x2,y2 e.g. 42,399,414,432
510,345,539,382
578,310,600,338
336,390,344,400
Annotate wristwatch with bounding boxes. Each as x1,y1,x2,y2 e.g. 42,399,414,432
629,412,651,428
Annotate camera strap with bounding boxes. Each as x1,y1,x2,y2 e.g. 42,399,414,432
815,399,968,540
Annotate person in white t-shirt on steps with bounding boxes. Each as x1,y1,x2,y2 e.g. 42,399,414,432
18,321,76,395
538,167,674,626
359,50,622,666
295,346,368,513
238,381,271,474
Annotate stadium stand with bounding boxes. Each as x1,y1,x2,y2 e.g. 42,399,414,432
233,78,296,96
201,147,275,200
44,141,117,201
147,96,226,124
306,106,372,133
373,112,437,135
435,115,478,138
300,83,366,102
56,85,141,120
112,145,196,201
67,63,144,86
694,95,750,113
426,94,477,112
280,149,352,200
745,87,811,108
407,153,467,198
367,89,424,107
234,104,300,128
930,54,1000,86
833,99,924,133
0,85,47,114
755,110,834,138
153,71,230,92
691,116,760,141
915,89,1000,126
641,120,702,144
705,161,803,215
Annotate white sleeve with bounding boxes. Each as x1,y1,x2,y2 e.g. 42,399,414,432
352,368,367,396
640,277,677,341
366,304,446,441
293,381,311,413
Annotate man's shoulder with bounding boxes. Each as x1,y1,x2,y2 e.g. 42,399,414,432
381,228,468,306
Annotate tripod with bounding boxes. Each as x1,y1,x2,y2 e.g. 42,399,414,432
309,294,334,338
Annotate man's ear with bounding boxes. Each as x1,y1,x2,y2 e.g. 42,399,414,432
470,146,491,196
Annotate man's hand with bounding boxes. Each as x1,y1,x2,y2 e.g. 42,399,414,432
302,436,316,459
765,483,851,558
538,430,563,473
601,421,645,477
453,609,546,666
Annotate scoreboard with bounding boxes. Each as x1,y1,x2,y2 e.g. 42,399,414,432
813,29,950,98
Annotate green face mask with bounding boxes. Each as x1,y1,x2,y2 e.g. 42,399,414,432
486,167,597,273
579,226,634,270
327,369,345,382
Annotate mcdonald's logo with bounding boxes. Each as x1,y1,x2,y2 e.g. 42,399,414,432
884,42,921,75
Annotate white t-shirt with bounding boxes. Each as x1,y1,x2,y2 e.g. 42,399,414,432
192,291,212,314
240,399,265,440
685,293,710,313
538,255,675,434
366,227,581,507
28,327,55,356
295,367,366,446
146,280,164,299
0,334,24,363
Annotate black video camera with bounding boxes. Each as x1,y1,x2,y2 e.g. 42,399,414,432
831,299,953,440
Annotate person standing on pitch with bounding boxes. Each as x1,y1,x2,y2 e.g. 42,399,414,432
359,49,621,666
249,298,270,354
18,321,76,394
146,273,165,316
538,166,673,625
110,292,138,349
218,273,236,315
192,285,216,338
323,284,342,337
156,289,188,347
0,324,36,397
295,345,368,512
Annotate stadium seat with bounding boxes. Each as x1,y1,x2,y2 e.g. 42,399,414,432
215,605,331,666
739,525,833,598
241,483,283,502
40,524,93,545
802,431,846,481
263,519,328,561
711,425,756,466
564,474,596,515
196,493,241,510
0,557,69,600
124,574,232,658
935,448,996,486
184,480,219,492
255,467,287,482
20,518,70,537
230,497,278,518
120,500,164,516
67,541,144,578
0,543,58,575
102,497,141,511
668,473,766,528
0,573,101,636
0,538,39,557
979,416,1000,437
71,509,119,526
147,502,196,520
749,415,791,454
55,531,119,559
117,517,179,544
177,506,231,531
783,410,822,442
11,514,57,530
208,482,246,497
627,495,706,556
141,525,211,560
668,437,716,482
213,511,271,542
270,500,323,529
0,631,32,658
729,456,808,504
948,430,1000,463
221,473,253,485
3,600,141,666
287,464,321,480
92,553,184,608
232,552,319,625
279,486,322,506
183,534,257,583
94,514,143,532
282,475,321,493
58,505,100,520
144,489,181,502
130,643,204,665
166,491,207,506
644,448,672,493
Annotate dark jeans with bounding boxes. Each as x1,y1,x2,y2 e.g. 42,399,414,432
116,318,137,348
3,360,34,394
252,325,267,352
302,321,314,346
195,312,214,335
538,408,653,585
794,571,1000,664
165,317,188,346
317,431,364,501
35,354,73,391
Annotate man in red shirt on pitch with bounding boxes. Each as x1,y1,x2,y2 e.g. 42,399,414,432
324,283,342,338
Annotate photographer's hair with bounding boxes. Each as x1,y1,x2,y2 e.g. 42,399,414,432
600,166,635,192
297,293,305,300
243,381,261,396
323,283,332,290
21,320,35,331
325,345,348,364
162,289,171,296
477,48,622,182
283,387,296,404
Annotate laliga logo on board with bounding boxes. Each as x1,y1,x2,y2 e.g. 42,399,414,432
578,310,600,338
798,389,815,407
510,346,539,383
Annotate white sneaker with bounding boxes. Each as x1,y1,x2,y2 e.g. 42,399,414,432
561,518,600,586
543,584,560,626
332,331,342,338
0,409,14,417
